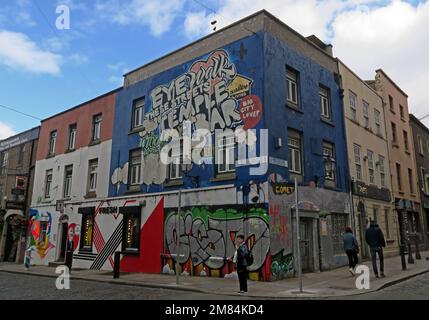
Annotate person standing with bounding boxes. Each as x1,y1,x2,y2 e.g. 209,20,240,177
233,235,249,294
343,227,359,276
365,220,386,278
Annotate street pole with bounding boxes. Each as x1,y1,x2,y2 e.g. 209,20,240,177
295,178,303,293
176,187,182,285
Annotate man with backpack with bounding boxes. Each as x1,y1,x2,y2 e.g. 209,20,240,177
233,234,253,294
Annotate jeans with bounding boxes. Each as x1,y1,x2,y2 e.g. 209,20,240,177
345,250,359,269
370,247,384,275
237,269,248,292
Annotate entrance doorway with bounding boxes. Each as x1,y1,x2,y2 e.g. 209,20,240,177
57,222,68,262
299,218,313,272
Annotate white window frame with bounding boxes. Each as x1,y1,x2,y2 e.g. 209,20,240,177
288,135,302,174
87,159,98,192
68,124,77,150
49,131,57,155
367,149,374,184
418,135,424,155
92,114,102,142
363,100,370,129
374,109,381,135
349,91,357,121
354,144,362,181
320,86,331,120
286,68,299,106
132,98,145,129
45,170,53,199
323,141,335,181
379,155,386,187
63,165,73,198
169,137,183,180
216,133,235,174
129,149,142,186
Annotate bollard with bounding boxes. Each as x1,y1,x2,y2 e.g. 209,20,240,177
113,252,121,279
65,249,73,273
24,248,32,271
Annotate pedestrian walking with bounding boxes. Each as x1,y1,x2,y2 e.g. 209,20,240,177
233,235,250,294
343,227,359,276
365,220,386,278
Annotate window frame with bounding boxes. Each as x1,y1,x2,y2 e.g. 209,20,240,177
48,130,57,155
215,133,236,175
379,155,386,187
286,67,300,107
92,114,102,142
396,163,402,191
374,109,381,135
367,149,375,184
80,213,94,251
168,137,184,180
87,159,98,193
323,141,336,181
319,86,331,120
417,135,424,155
63,165,73,199
391,122,397,143
363,100,370,129
403,130,409,152
122,211,141,253
129,149,142,186
349,90,357,122
132,97,145,130
408,168,414,194
288,132,302,175
68,124,77,151
44,169,53,199
353,143,362,181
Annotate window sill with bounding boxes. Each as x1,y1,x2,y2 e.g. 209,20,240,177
286,103,303,113
398,190,405,195
401,117,406,123
211,173,236,182
320,117,334,127
88,140,101,147
405,150,411,155
41,199,52,204
128,127,145,135
164,179,184,187
375,133,384,139
125,187,141,195
392,142,399,148
46,153,55,159
364,126,373,134
390,109,396,115
349,118,360,126
410,193,417,197
62,197,71,202
65,148,76,154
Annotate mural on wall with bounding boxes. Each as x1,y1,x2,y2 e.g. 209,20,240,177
163,205,271,281
111,49,263,187
28,209,55,259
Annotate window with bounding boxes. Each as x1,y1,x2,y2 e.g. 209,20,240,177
379,155,386,187
363,100,370,128
389,95,394,111
367,149,375,184
129,149,142,186
323,141,335,181
349,91,357,121
87,159,98,192
92,114,102,142
373,207,379,223
421,167,429,195
48,130,57,155
80,213,94,251
353,144,362,181
286,67,299,106
132,98,145,129
288,130,302,175
216,132,235,174
391,122,397,143
418,135,424,155
18,145,25,165
374,109,381,135
0,152,8,175
44,169,53,198
68,124,77,151
399,105,404,119
384,208,391,239
319,86,331,120
123,211,141,252
396,163,402,191
403,130,409,152
168,137,183,180
331,213,348,254
408,168,414,194
63,165,73,198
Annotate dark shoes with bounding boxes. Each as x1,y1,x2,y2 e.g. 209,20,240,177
238,290,247,294
380,273,386,278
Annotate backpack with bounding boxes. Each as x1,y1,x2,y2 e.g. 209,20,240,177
246,250,254,265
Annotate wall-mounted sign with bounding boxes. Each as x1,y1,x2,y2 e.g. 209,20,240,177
0,127,39,152
352,181,391,202
271,182,295,195
269,157,288,168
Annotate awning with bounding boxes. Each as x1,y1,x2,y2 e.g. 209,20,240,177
119,206,141,215
78,206,95,215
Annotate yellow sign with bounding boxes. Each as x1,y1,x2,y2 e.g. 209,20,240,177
227,75,252,99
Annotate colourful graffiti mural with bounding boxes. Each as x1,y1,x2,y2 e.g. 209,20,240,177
163,205,271,281
28,209,55,259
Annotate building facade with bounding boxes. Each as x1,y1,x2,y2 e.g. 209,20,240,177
28,89,119,267
367,70,421,259
61,11,351,281
0,127,39,263
338,61,399,258
409,114,429,249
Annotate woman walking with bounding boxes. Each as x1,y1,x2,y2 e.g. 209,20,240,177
343,227,359,276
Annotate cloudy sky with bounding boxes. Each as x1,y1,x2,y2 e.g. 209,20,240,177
0,0,428,140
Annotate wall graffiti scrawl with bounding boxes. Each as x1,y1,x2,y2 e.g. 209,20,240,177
27,209,55,259
112,49,263,186
163,205,270,280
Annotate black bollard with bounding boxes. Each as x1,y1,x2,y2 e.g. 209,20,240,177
65,249,73,273
113,252,121,279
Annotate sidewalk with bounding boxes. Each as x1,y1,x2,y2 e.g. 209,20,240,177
1,251,429,298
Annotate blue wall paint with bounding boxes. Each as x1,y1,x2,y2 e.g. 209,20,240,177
108,34,265,197
108,30,350,197
263,32,349,192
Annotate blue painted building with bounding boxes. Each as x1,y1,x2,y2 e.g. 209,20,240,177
101,11,352,280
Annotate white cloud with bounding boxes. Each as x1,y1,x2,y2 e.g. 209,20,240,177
0,30,61,75
95,0,184,36
68,53,89,65
0,122,15,140
16,11,37,27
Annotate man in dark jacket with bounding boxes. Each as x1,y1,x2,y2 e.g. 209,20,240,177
234,235,249,293
365,221,386,278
